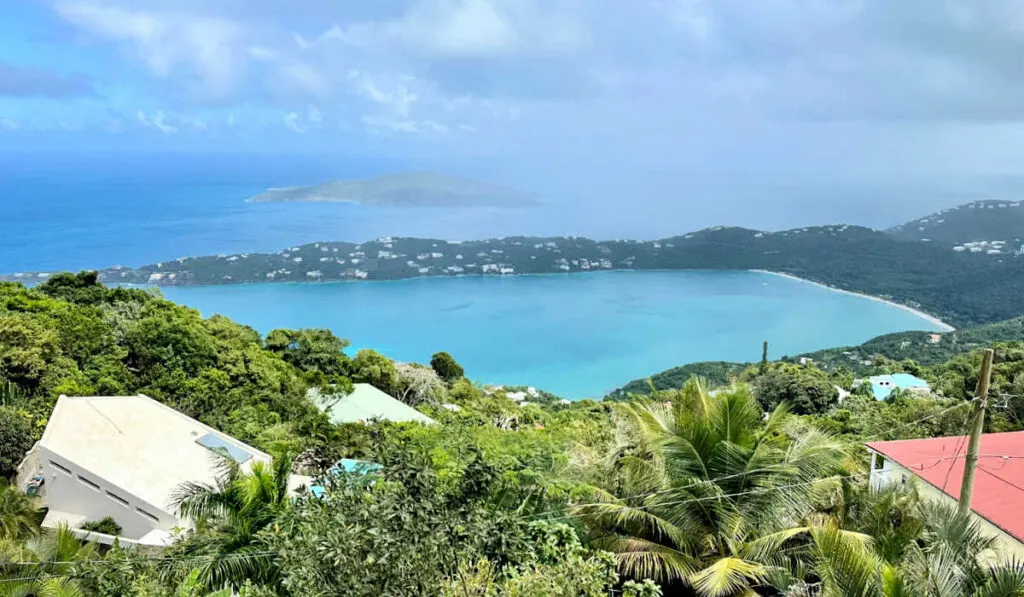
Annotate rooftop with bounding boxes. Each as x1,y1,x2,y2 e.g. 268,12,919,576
322,383,434,425
868,373,929,400
40,395,271,513
866,431,1024,543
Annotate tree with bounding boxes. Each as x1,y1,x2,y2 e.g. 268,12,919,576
268,446,539,596
787,499,1024,597
265,328,349,377
753,363,838,415
430,351,465,383
168,455,294,591
350,349,399,395
580,378,849,593
0,407,36,480
0,481,41,540
397,362,446,405
0,313,61,388
0,525,97,596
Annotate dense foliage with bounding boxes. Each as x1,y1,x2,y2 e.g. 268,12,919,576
3,275,1024,596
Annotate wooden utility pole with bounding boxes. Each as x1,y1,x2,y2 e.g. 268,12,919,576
958,348,994,517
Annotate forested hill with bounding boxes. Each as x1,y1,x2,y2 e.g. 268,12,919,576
5,200,1024,326
611,315,1024,396
886,199,1024,249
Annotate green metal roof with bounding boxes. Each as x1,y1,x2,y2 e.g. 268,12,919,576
323,383,434,425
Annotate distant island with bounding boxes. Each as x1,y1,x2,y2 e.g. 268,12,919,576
247,172,541,208
5,200,1024,328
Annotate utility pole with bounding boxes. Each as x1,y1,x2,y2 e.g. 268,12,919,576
958,348,994,517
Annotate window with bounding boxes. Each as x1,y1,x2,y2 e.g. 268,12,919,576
196,432,253,464
136,507,160,523
49,460,72,475
77,475,101,490
106,491,129,507
873,455,886,470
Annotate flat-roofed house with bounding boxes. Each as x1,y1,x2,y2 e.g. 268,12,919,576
867,431,1024,559
16,394,273,549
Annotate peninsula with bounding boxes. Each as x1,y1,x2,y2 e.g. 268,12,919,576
246,171,541,207
5,200,1024,328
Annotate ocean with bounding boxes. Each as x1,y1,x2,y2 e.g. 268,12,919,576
160,270,946,399
0,154,954,397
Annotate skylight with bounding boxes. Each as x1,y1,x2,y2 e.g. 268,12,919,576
196,432,252,464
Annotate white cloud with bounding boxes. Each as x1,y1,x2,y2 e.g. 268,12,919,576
136,110,178,134
354,75,418,117
362,115,449,134
283,112,305,133
0,118,19,130
55,2,242,99
247,46,277,61
322,0,587,59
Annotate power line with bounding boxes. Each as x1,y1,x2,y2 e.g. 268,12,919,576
519,472,870,522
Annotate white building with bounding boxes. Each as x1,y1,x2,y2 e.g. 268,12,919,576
17,395,273,549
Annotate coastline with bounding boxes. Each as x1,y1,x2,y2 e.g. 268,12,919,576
749,269,955,332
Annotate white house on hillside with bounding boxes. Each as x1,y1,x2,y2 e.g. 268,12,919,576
16,394,273,549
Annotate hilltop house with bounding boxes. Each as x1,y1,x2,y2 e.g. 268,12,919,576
318,383,434,425
16,395,274,550
867,432,1024,558
862,373,930,400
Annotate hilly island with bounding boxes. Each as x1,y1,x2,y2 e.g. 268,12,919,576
246,171,541,207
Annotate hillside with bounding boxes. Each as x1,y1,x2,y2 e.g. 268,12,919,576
7,201,1024,326
611,315,1024,396
247,172,541,207
887,199,1024,251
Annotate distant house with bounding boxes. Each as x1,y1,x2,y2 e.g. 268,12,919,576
16,395,274,550
865,373,930,400
867,432,1024,559
319,383,434,425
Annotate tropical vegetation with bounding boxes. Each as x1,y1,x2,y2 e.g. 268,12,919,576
3,274,1024,595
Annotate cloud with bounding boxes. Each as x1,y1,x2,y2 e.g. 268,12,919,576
0,60,94,97
136,110,178,134
0,119,20,130
56,2,243,100
362,115,449,135
283,112,305,133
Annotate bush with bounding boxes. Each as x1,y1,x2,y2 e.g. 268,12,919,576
81,516,123,536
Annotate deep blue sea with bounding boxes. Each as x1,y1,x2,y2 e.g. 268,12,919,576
161,271,945,399
1,153,958,397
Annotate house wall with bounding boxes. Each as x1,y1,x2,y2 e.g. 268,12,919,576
36,446,181,540
869,451,1024,561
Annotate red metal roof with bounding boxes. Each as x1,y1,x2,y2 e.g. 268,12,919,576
866,431,1024,543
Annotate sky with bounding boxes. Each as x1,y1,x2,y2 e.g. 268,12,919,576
3,0,1024,216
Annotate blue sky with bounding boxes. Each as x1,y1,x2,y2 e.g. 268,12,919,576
3,0,1024,182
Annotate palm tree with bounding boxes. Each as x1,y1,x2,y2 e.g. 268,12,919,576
168,454,293,590
0,481,41,541
579,378,852,594
0,525,96,597
790,497,1024,597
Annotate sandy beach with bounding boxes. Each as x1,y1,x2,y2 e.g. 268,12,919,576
750,269,955,332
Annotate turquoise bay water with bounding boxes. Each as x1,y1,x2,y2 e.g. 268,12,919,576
161,270,945,399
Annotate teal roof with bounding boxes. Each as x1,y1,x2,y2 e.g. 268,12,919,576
322,383,434,425
868,374,929,400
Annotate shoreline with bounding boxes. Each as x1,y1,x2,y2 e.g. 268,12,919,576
749,269,955,332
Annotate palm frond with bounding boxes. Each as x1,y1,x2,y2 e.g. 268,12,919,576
598,535,698,583
689,556,768,597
